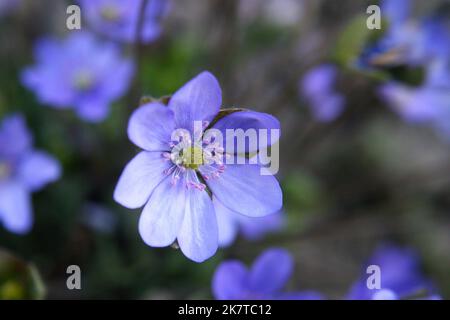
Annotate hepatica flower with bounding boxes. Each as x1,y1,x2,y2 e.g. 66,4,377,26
379,54,450,135
114,71,282,262
212,248,323,300
21,32,134,122
0,114,60,234
358,0,449,68
79,0,169,43
301,64,345,122
347,245,441,300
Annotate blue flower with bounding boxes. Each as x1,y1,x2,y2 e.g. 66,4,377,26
301,64,345,122
379,54,450,134
78,0,169,43
114,71,282,262
0,114,61,234
21,32,134,122
212,248,323,300
359,0,449,68
347,244,441,300
215,201,284,247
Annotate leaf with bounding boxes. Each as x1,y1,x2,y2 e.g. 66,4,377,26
0,250,46,300
333,15,386,67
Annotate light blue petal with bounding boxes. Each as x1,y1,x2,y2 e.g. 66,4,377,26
128,102,174,152
0,180,32,234
169,71,222,132
249,248,293,295
138,175,186,247
212,261,249,300
202,163,282,217
177,185,218,262
114,151,171,209
17,151,61,192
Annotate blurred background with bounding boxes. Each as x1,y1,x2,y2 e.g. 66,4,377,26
0,0,449,299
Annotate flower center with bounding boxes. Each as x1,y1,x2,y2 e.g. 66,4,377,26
160,128,227,190
0,162,11,180
100,5,121,22
178,146,204,170
73,70,95,91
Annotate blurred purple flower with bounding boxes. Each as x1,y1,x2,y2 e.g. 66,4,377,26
21,32,134,122
78,0,169,43
212,248,323,300
215,198,285,247
114,71,282,262
359,0,450,68
0,114,60,234
301,64,345,122
347,244,441,300
379,52,450,135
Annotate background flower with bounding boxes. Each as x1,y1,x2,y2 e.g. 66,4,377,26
0,114,60,234
78,0,169,43
21,32,134,122
347,244,441,300
212,248,323,300
301,64,345,122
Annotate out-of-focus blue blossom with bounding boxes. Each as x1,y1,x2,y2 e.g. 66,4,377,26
0,114,60,234
301,64,345,122
0,0,19,17
21,32,134,123
365,0,450,136
78,0,169,43
347,244,441,300
215,199,285,247
212,248,323,300
114,71,282,262
379,48,450,134
359,0,450,68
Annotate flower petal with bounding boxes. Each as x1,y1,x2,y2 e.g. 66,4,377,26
0,114,32,159
114,151,171,209
138,176,186,247
213,197,238,247
128,102,175,152
17,151,61,192
202,163,282,217
249,248,293,295
169,71,222,132
177,187,218,262
212,110,280,154
0,181,32,234
212,261,249,300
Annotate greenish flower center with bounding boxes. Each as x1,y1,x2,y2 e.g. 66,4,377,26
0,162,10,180
100,5,121,22
179,146,204,170
73,70,94,91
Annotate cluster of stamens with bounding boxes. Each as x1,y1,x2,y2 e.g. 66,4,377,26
161,122,227,190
